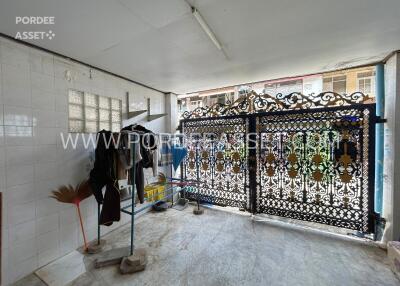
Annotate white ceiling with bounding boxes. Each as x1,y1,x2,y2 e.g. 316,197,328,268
1,0,400,94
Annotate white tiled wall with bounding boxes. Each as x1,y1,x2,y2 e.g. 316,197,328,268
0,36,168,285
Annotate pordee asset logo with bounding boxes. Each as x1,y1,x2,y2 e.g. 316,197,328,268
15,16,55,40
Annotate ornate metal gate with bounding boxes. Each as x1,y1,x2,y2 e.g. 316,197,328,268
180,92,377,233
181,116,250,209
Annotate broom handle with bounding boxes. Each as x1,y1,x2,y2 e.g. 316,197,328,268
76,204,88,251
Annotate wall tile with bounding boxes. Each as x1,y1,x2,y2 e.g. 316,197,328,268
0,146,5,169
36,213,59,235
14,255,38,282
34,161,58,181
34,127,58,145
34,178,59,200
36,197,60,218
0,64,3,105
72,68,91,88
1,248,11,285
31,71,54,93
4,125,34,146
0,103,3,125
55,90,68,113
0,188,8,227
2,218,9,251
38,247,59,268
0,40,30,69
31,88,56,111
29,49,54,77
8,200,36,227
58,223,78,256
32,109,57,128
59,205,78,225
34,144,57,163
4,105,33,126
9,219,36,244
6,182,35,205
0,169,4,191
1,64,31,107
6,164,34,188
37,229,59,253
0,127,4,147
79,198,95,219
56,112,68,129
53,58,75,80
5,145,34,166
54,76,72,95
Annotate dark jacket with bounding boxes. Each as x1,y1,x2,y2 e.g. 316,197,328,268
89,130,121,225
122,124,156,168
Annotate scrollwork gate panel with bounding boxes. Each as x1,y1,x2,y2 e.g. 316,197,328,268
180,92,376,233
256,105,375,232
181,117,250,209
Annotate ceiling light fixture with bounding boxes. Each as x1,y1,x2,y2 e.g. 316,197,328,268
191,7,222,51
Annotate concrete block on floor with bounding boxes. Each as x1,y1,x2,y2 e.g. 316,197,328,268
119,248,147,274
87,239,106,254
94,247,130,268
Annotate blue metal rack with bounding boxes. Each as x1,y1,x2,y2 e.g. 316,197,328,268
96,133,182,256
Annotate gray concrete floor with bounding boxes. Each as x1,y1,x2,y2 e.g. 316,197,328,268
15,206,399,286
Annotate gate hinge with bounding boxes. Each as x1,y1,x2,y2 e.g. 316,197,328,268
376,117,387,124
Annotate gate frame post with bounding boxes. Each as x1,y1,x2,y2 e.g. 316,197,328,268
374,63,385,215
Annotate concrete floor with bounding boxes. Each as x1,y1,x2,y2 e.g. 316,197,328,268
15,206,399,286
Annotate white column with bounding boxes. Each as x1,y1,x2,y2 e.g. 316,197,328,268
165,92,178,133
382,52,400,242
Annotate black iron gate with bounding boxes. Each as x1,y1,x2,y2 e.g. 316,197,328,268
180,92,377,233
182,116,250,209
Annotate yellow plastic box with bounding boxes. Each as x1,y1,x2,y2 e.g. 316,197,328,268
144,184,165,202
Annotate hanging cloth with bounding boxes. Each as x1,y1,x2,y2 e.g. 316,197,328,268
158,140,172,166
171,144,188,171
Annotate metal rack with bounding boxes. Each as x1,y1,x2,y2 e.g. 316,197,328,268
96,133,184,256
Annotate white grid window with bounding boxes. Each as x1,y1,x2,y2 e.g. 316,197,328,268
68,90,122,133
357,71,375,95
323,75,347,94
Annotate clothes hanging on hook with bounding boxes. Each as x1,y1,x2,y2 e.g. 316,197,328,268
89,130,122,225
100,151,121,226
89,130,114,204
171,144,188,171
116,130,142,181
122,124,158,203
158,139,172,167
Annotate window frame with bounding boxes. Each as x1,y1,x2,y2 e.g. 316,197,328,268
190,99,203,109
356,71,375,95
323,75,347,94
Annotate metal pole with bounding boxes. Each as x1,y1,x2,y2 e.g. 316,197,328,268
170,146,174,206
375,63,384,214
97,202,101,245
130,134,137,256
196,135,200,204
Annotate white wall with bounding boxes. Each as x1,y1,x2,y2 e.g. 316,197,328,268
382,52,400,242
0,36,168,285
165,93,178,133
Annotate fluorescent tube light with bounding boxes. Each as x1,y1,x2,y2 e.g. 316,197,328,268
192,7,222,51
